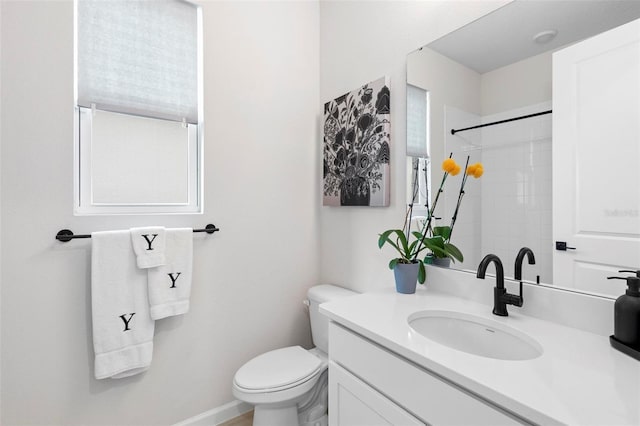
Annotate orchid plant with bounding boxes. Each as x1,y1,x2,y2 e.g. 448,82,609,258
378,155,483,283
426,156,484,261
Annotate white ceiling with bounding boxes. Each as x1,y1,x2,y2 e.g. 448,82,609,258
427,0,640,74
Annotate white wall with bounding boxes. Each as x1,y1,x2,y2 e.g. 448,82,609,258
481,50,553,116
0,1,319,425
319,0,510,293
407,47,481,173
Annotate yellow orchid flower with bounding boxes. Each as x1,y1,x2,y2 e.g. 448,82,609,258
466,162,484,178
442,158,458,174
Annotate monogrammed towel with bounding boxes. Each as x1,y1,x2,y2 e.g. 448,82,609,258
147,228,193,320
130,227,166,269
92,230,155,379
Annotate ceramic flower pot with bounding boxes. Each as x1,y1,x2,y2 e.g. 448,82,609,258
432,257,451,268
393,262,420,294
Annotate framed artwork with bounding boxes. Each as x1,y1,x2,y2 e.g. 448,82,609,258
323,76,390,206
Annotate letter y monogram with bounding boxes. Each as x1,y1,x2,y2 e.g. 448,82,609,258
168,272,182,288
141,234,158,251
119,313,135,331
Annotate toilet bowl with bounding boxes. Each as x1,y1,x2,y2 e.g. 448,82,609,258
233,347,328,426
232,285,357,426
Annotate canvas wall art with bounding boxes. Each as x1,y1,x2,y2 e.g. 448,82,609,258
323,77,390,207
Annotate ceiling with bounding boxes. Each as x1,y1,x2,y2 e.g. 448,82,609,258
427,0,640,74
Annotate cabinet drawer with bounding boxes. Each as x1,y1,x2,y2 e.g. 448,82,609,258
329,322,526,425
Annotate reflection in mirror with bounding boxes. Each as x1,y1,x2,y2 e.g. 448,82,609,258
406,0,640,298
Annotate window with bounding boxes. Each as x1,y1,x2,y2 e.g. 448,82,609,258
406,85,430,214
74,0,203,214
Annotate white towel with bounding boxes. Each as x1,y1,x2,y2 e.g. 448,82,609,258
130,227,166,269
147,228,193,320
91,230,155,380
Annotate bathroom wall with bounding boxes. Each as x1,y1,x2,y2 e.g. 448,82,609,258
480,50,553,116
407,46,481,180
0,1,319,425
319,0,511,293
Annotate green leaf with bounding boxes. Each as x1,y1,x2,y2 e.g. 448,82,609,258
394,230,411,256
389,258,399,270
418,261,426,284
444,242,464,262
433,226,451,240
378,230,403,255
429,246,448,258
378,230,396,249
411,231,425,241
410,232,426,253
409,236,420,254
424,236,445,250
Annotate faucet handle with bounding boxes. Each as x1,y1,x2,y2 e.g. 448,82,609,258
501,281,523,307
503,284,523,306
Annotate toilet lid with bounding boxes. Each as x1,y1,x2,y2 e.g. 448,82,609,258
234,346,322,391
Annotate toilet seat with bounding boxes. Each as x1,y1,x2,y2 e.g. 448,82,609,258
234,346,323,393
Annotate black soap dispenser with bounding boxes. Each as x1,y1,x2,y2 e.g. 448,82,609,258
608,270,640,360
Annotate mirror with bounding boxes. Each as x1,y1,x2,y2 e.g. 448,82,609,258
407,0,640,298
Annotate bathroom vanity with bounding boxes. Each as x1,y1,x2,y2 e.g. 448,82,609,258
320,287,640,425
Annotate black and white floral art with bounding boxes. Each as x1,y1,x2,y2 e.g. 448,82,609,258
323,77,390,206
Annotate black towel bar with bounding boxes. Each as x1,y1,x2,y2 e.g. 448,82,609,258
55,224,220,242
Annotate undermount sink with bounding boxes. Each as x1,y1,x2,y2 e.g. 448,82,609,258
408,310,543,361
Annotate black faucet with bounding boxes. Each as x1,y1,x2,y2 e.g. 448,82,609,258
514,247,536,282
477,254,523,316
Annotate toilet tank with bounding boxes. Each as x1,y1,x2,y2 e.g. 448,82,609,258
307,284,357,353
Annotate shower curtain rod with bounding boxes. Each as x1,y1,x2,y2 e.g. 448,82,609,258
450,109,552,135
55,224,220,242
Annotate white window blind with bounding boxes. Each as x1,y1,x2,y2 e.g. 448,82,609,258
406,84,429,158
76,0,200,124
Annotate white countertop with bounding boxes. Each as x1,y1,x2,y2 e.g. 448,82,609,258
320,288,640,425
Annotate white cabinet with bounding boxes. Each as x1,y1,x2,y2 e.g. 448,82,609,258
329,361,424,426
328,322,528,426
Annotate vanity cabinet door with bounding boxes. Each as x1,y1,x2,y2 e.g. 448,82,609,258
329,361,425,426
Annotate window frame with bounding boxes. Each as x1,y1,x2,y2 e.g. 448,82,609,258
73,0,204,215
74,106,203,215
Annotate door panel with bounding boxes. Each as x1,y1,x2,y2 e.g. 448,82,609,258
553,18,640,296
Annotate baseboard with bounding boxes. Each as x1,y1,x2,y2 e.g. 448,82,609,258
173,400,253,426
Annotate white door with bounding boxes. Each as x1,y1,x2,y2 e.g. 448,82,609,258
553,18,640,297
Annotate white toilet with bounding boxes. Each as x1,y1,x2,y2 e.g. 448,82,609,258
232,284,357,426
